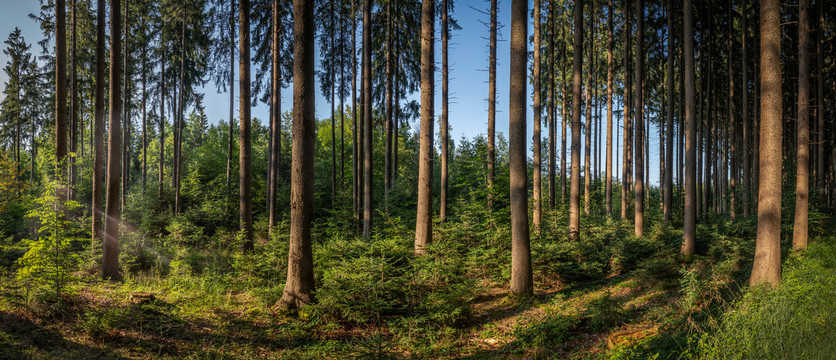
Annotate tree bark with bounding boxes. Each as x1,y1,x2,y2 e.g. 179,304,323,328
415,0,434,255
509,0,531,295
633,0,644,237
226,0,235,198
532,0,542,232
103,0,122,281
269,0,282,236
605,0,613,217
487,0,497,210
793,0,810,251
664,0,673,223
56,0,68,190
70,0,77,200
749,0,782,287
239,0,254,252
277,0,316,310
569,0,583,241
584,4,593,216
621,0,632,220
362,0,373,238
441,0,450,224
742,1,750,217
92,0,105,244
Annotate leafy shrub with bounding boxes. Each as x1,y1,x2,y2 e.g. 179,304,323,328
16,181,83,297
166,215,205,245
586,291,628,332
512,311,578,355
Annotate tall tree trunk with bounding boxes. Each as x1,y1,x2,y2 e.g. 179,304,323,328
569,0,584,241
384,0,392,212
584,5,593,216
159,45,166,207
352,0,358,223
664,0,673,223
634,0,644,237
532,0,542,232
269,0,282,236
560,22,567,205
70,0,77,201
92,0,106,243
239,0,254,252
742,1,750,217
175,0,186,215
226,0,235,198
682,0,696,258
55,0,68,190
509,0,531,295
123,0,131,211
749,0,782,287
621,0,631,220
793,0,810,251
815,0,824,192
728,0,736,219
103,0,122,280
440,0,450,224
547,4,555,210
487,0,497,209
331,0,337,209
277,0,316,310
415,0,435,254
605,0,613,217
362,0,373,238
142,47,147,199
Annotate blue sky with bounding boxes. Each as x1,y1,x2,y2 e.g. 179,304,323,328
0,0,665,187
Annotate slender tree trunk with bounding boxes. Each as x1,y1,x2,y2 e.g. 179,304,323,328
728,0,736,218
277,0,316,310
793,0,810,251
605,0,613,217
362,0,373,238
815,0,824,192
621,0,631,220
561,22,567,205
331,0,337,209
352,0,358,223
384,0,392,212
569,0,584,241
440,0,450,224
415,0,435,254
742,1,750,217
103,0,122,280
122,0,130,211
269,0,281,236
159,45,166,207
584,6,593,216
56,0,68,190
749,0,782,287
547,4,555,210
682,0,696,258
509,0,531,295
92,0,106,243
487,0,497,209
226,0,235,197
142,48,147,199
70,0,77,200
532,0,542,232
239,0,254,252
664,0,673,223
175,0,186,215
634,0,644,237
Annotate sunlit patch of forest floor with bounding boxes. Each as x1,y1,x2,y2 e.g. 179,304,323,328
0,267,692,359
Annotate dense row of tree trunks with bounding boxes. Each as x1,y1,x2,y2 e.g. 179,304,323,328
103,0,122,281
239,0,253,252
508,0,531,296
277,0,315,311
749,0,782,288
414,0,434,255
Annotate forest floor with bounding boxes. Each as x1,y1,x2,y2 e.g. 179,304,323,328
0,265,691,359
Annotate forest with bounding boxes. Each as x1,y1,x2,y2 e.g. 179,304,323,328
1,0,835,358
